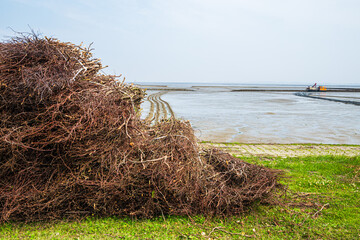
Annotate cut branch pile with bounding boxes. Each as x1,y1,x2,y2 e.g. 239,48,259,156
0,33,282,222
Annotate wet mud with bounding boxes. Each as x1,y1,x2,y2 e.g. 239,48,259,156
144,91,175,123
141,86,360,144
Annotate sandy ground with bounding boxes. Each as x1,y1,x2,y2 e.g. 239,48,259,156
201,143,360,158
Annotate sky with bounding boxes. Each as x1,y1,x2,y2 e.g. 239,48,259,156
1,0,360,85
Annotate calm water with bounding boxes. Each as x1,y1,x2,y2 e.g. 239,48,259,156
140,84,360,144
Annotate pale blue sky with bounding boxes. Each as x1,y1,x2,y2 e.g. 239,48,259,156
1,0,360,85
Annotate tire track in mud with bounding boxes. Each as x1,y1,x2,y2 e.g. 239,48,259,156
145,91,175,124
144,94,156,122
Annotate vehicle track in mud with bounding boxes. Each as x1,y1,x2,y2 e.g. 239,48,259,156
144,91,175,123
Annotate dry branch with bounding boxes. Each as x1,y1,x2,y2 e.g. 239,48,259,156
0,33,282,222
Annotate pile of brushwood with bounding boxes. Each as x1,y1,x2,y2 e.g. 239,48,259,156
0,33,282,222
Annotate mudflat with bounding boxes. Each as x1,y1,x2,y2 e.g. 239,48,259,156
140,85,360,145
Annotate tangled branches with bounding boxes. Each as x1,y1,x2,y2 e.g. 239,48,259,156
0,33,282,222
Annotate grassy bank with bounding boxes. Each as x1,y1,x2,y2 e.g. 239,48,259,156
1,144,359,239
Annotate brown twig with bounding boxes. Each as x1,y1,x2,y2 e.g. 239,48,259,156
312,203,329,218
208,226,254,238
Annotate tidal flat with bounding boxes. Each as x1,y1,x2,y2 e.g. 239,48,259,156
140,84,360,145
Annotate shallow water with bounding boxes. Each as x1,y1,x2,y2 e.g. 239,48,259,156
140,86,360,144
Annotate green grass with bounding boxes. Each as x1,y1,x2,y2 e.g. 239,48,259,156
1,154,359,239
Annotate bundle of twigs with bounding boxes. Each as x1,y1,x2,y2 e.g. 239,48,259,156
0,33,282,222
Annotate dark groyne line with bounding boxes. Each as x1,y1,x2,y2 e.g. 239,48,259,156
232,88,360,92
232,89,304,92
295,92,360,106
142,88,195,91
325,88,360,92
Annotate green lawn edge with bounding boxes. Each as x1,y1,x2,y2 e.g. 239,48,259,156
1,149,359,239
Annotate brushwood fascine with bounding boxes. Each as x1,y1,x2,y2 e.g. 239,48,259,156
0,33,282,222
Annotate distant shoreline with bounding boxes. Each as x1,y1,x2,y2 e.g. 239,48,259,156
137,84,360,92
232,88,360,92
